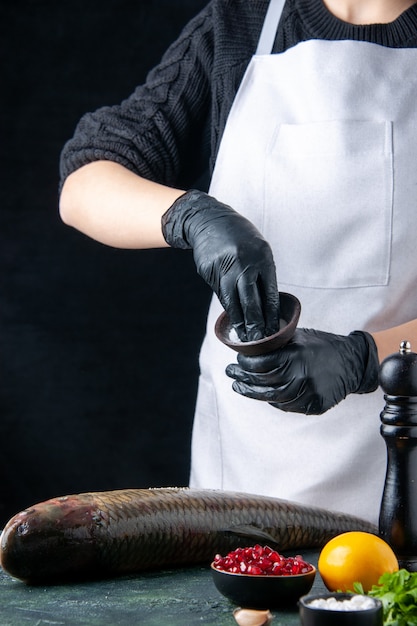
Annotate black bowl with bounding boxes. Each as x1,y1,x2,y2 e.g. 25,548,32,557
299,593,383,626
214,292,301,356
211,563,316,609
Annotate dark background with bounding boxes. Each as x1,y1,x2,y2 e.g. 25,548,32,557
0,0,211,527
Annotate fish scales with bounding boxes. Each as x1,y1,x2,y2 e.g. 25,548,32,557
0,487,377,585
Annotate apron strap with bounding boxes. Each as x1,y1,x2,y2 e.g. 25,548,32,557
256,0,286,55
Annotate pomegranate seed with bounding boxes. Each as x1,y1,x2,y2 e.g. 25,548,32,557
212,545,313,576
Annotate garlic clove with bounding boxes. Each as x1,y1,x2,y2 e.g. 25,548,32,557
233,608,274,626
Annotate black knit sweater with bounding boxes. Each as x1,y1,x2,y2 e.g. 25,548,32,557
59,0,417,190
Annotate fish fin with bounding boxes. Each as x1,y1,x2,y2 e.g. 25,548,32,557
223,525,278,545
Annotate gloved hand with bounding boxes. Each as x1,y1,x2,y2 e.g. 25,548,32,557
226,328,379,415
161,189,280,341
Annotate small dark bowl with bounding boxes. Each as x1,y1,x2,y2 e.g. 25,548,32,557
299,593,383,626
214,292,301,356
211,563,316,609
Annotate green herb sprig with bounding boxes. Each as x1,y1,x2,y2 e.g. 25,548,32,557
353,569,417,625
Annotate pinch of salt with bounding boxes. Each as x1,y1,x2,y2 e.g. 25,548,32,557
229,319,287,343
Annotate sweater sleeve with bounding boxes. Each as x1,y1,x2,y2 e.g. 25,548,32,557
59,3,215,191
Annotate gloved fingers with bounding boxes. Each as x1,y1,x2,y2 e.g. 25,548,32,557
232,379,326,415
220,271,269,342
231,380,284,403
269,397,321,415
236,349,288,373
231,377,306,405
217,279,246,340
258,269,281,337
226,363,283,386
236,272,266,341
235,270,280,342
269,391,335,415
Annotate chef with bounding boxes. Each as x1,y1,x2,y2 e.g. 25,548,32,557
59,0,417,525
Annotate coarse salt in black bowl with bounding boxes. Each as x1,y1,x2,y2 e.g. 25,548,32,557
299,592,383,626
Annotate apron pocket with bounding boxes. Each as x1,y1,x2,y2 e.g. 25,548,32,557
264,120,393,289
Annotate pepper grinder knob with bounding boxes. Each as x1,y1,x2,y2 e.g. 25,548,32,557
379,340,417,570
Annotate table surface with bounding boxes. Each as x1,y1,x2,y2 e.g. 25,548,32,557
0,551,327,625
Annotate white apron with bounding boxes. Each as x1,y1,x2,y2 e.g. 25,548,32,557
189,0,417,524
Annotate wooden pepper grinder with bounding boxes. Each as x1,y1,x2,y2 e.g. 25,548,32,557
379,340,417,571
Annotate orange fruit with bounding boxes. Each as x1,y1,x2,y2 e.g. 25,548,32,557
318,531,399,592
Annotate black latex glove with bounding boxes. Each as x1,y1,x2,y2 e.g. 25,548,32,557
226,328,379,415
161,189,280,341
